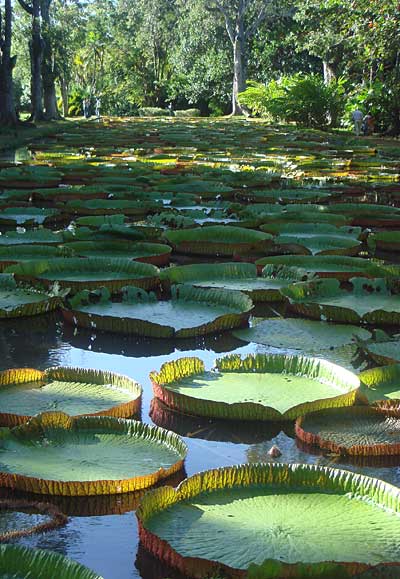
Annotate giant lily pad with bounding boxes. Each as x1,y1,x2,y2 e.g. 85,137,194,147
0,166,62,188
0,366,141,427
368,231,400,253
0,245,70,270
64,198,161,216
234,318,371,351
0,499,67,542
296,405,400,456
161,262,308,301
363,336,400,365
282,278,400,326
254,255,385,280
61,241,171,266
274,231,362,256
359,364,400,402
6,257,160,293
0,229,64,246
235,187,333,203
0,274,61,318
0,544,103,578
150,354,360,421
137,463,400,578
164,226,272,256
0,411,187,495
63,285,253,338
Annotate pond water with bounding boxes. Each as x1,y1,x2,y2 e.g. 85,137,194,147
0,313,398,579
0,119,400,578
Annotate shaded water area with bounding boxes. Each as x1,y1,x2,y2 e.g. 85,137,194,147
0,119,400,578
0,313,399,579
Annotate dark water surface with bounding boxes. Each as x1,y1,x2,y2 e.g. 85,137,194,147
0,313,399,579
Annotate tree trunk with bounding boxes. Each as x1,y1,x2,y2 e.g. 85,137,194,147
323,61,336,84
60,77,69,117
232,30,247,115
41,0,60,119
0,0,18,125
29,0,44,121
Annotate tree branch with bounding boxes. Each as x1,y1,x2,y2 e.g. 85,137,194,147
206,0,235,44
245,2,270,39
17,0,34,15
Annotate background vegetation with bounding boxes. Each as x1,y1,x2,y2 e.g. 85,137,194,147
0,0,399,132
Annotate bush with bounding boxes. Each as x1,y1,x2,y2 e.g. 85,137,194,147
138,107,170,117
239,75,345,128
174,108,201,117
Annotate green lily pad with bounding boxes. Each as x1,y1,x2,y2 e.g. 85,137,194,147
164,225,272,256
364,337,400,365
5,258,160,293
0,166,62,188
255,255,385,280
275,233,362,256
368,231,400,252
0,412,187,495
0,274,61,318
137,463,400,578
64,285,252,338
296,406,400,456
0,230,64,246
0,366,141,426
161,262,307,301
234,318,371,352
282,277,400,326
0,544,103,578
359,364,400,402
150,354,360,421
61,241,171,266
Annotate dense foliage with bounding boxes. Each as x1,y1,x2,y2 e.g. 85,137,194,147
0,0,398,131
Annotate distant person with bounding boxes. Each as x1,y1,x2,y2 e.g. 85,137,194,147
352,108,363,136
168,102,174,116
95,97,101,118
83,98,90,119
363,112,375,136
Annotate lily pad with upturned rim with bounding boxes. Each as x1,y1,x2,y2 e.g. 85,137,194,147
163,225,272,256
359,364,400,403
61,241,172,266
295,405,400,456
63,285,253,338
150,354,361,421
160,262,308,302
0,274,61,318
5,257,160,293
0,411,187,496
0,366,142,427
282,277,400,326
363,337,400,365
0,544,103,578
254,255,386,279
137,462,400,578
233,317,371,352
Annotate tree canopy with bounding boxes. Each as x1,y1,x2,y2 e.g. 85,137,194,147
0,0,398,131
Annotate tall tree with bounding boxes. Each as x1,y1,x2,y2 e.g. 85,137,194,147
41,0,60,119
0,0,18,124
206,0,274,114
18,0,44,120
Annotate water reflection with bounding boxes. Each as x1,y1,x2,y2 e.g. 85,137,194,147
150,398,287,445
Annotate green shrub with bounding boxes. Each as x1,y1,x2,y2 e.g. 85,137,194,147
138,107,170,117
174,108,201,117
239,75,345,128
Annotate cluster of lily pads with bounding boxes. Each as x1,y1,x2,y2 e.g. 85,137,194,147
1,118,400,578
